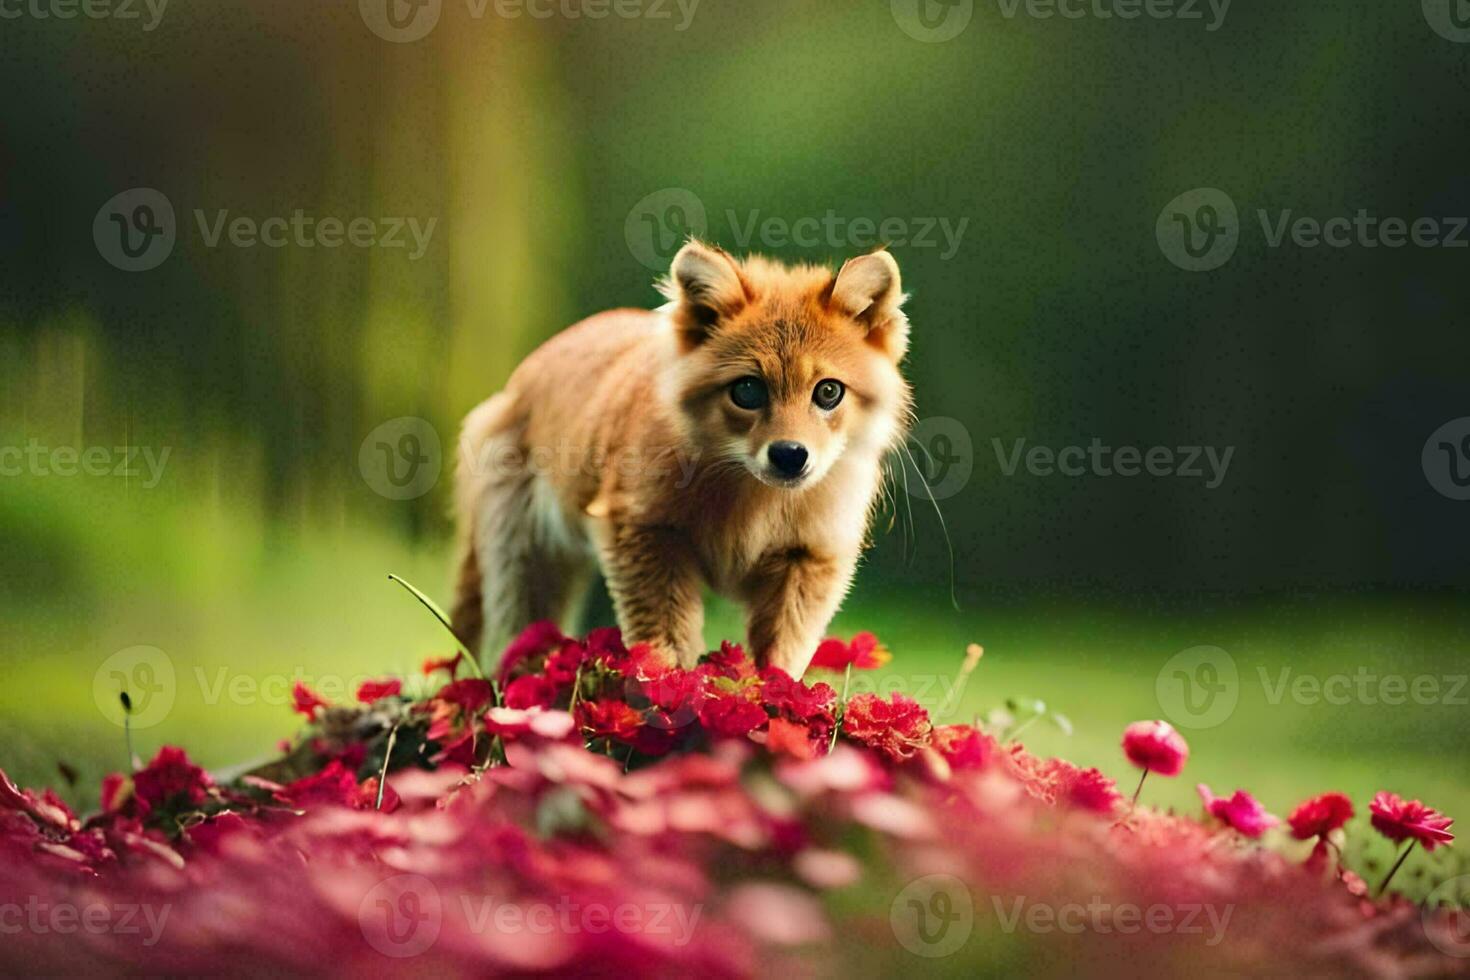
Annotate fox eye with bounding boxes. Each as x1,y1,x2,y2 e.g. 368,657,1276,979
729,376,769,410
813,379,845,410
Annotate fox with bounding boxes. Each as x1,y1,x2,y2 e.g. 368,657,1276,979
449,240,913,679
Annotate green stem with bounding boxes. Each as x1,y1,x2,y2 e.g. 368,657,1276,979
387,574,485,679
374,724,400,811
1376,841,1416,897
828,663,854,754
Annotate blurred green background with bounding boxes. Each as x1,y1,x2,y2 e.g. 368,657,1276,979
1,0,1466,885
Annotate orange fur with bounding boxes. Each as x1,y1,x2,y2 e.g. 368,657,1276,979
452,242,912,678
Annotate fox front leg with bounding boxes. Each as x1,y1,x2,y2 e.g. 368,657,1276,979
743,547,856,679
598,522,706,668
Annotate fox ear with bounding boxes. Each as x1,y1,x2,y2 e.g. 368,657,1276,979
660,240,748,346
830,250,908,360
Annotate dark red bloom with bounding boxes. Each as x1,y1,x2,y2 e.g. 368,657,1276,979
1287,792,1355,840
1369,792,1455,851
497,621,568,685
131,746,213,811
760,668,836,725
810,632,892,671
279,760,398,813
356,678,402,704
434,679,496,714
1198,785,1279,838
699,641,757,681
503,674,557,710
291,681,329,718
698,693,768,738
1121,720,1189,777
841,693,933,762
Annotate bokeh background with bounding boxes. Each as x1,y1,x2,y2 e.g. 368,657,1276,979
3,0,1468,896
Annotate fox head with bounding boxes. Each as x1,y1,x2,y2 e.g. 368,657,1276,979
659,241,912,490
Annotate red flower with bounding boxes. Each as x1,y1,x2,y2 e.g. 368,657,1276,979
1369,792,1455,851
420,652,463,678
1198,784,1279,838
291,681,329,718
841,693,933,762
1287,792,1355,840
356,678,402,704
132,746,213,811
699,641,757,680
279,760,398,812
764,717,817,760
497,621,569,684
760,668,836,724
577,699,644,741
434,679,496,714
698,692,768,738
930,725,995,771
503,674,556,710
810,632,892,671
1121,720,1189,777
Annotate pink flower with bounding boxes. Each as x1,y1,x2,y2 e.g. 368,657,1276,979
355,678,402,704
1198,784,1279,838
810,632,892,671
1369,792,1455,851
1287,792,1355,840
930,725,996,772
1121,720,1189,777
841,693,932,762
291,681,329,718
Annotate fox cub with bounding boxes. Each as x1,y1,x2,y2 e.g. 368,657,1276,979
451,241,912,679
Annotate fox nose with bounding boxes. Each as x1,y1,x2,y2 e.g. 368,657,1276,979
767,441,809,478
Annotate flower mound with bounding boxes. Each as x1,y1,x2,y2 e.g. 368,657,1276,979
0,624,1464,976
